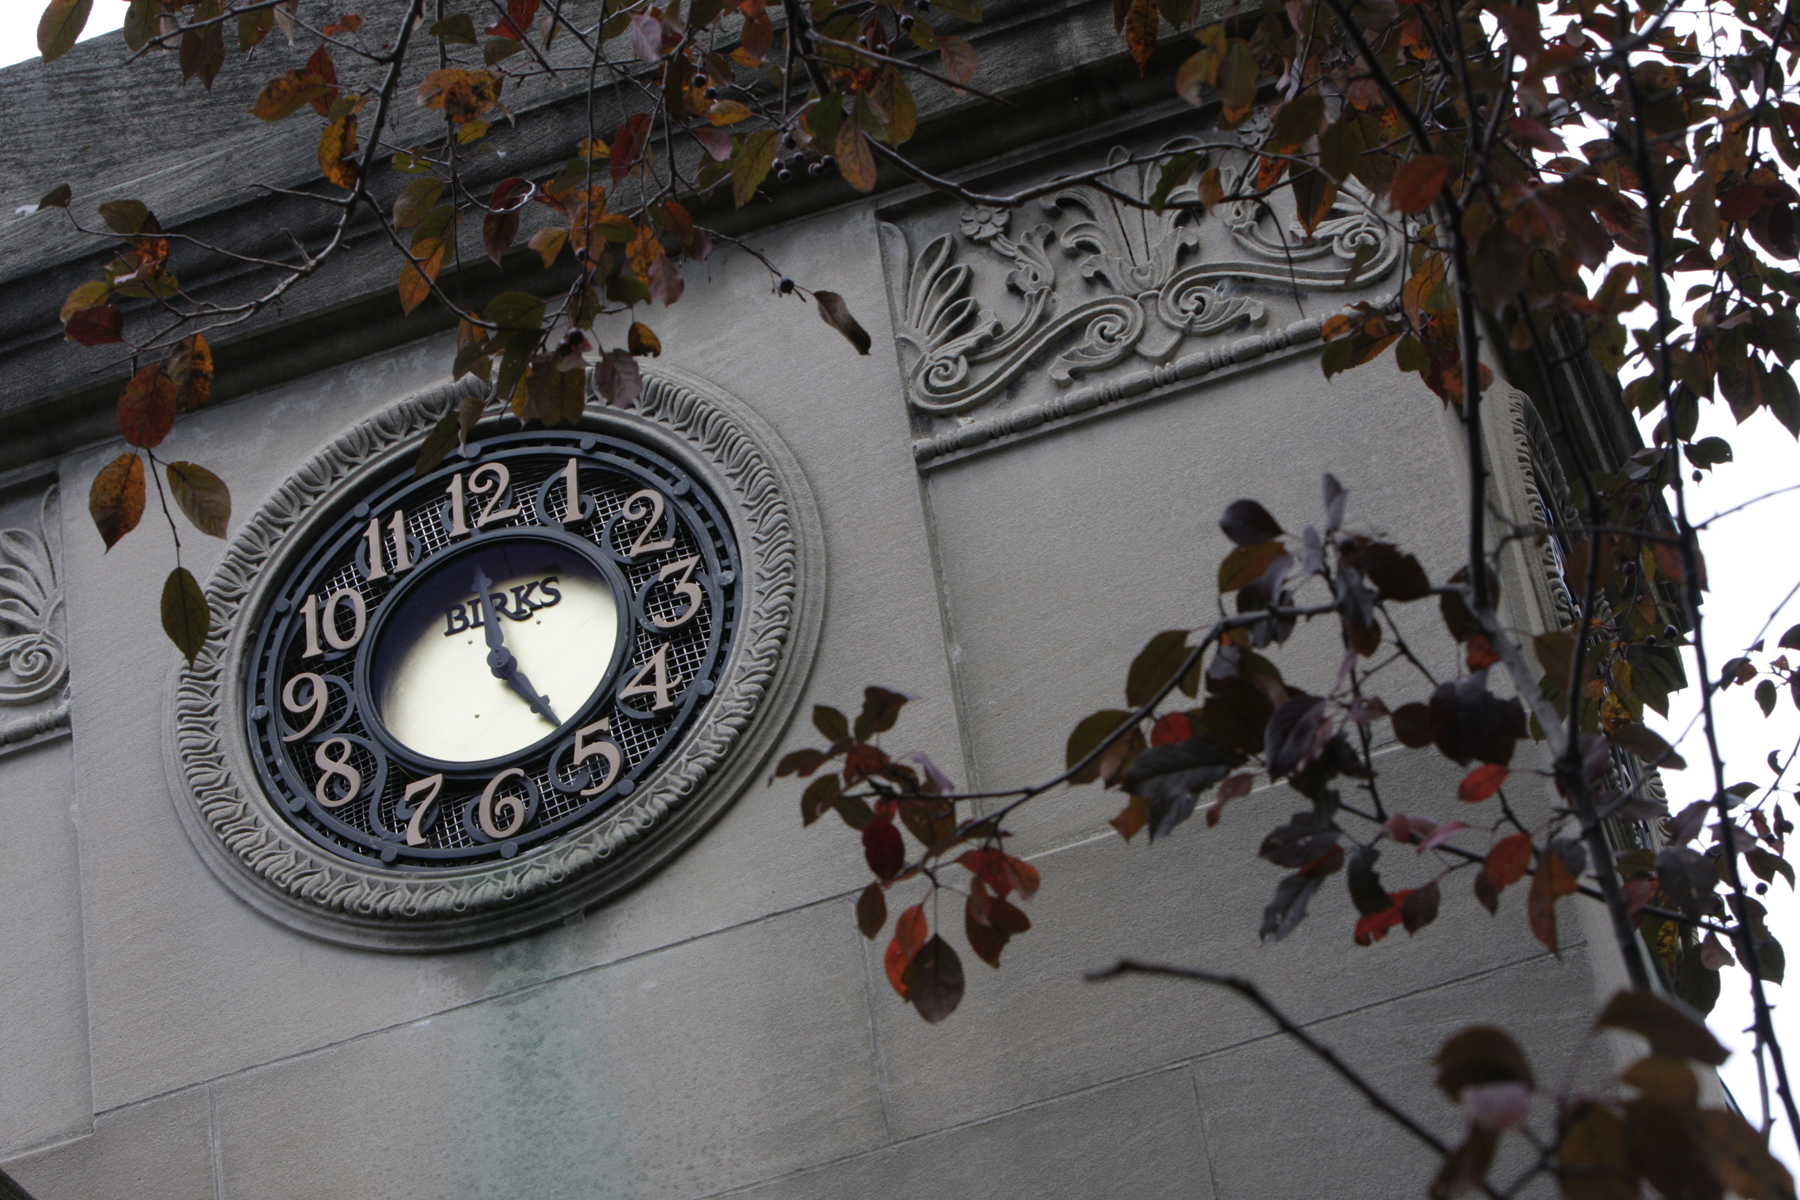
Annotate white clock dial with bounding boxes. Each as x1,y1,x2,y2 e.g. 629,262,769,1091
371,542,620,764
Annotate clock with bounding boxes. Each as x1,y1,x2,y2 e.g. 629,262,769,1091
167,374,821,949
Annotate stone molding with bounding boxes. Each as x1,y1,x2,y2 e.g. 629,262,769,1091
164,370,823,951
882,135,1402,467
0,485,70,757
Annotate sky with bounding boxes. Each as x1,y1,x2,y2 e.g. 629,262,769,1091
5,0,1800,1175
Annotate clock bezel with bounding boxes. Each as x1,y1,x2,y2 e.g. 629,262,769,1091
164,370,823,951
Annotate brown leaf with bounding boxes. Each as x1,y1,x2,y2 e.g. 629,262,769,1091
1696,1108,1794,1200
1527,849,1578,952
1111,795,1152,840
901,934,964,1023
521,364,586,425
628,321,661,356
118,365,176,449
1219,540,1286,592
1435,1025,1534,1098
1595,991,1729,1065
814,291,872,355
166,334,213,411
1124,0,1159,73
836,119,878,193
1558,1102,1635,1200
1389,154,1450,214
89,452,145,550
593,348,642,409
165,462,229,538
856,881,887,939
938,34,977,90
1608,722,1687,770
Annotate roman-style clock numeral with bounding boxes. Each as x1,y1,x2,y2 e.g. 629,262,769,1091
299,589,367,659
619,643,681,712
360,508,412,581
621,488,676,559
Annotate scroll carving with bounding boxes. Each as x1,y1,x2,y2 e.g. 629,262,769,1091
0,486,70,755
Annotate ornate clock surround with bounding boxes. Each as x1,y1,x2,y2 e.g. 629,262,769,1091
164,369,823,951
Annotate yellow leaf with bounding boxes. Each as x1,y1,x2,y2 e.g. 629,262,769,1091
318,116,359,189
165,334,214,411
59,280,110,324
529,226,567,268
707,100,754,126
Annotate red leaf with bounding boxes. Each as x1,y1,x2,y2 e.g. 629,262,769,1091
65,304,123,345
863,817,904,880
885,903,927,996
958,848,1010,896
1150,711,1192,746
1465,633,1501,670
1354,892,1414,944
1389,154,1449,214
1002,855,1041,899
1458,764,1510,803
117,365,177,448
1485,833,1533,888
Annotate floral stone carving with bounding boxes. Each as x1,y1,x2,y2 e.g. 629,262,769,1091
881,138,1403,465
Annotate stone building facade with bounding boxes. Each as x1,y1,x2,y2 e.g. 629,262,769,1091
0,4,1640,1197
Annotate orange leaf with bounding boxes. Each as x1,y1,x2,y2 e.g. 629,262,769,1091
1464,633,1501,670
397,238,446,314
1354,892,1414,944
1458,763,1510,803
1527,850,1578,952
1124,0,1158,74
1389,153,1449,214
318,114,359,189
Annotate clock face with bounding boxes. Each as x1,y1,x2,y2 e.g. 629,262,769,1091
242,428,739,869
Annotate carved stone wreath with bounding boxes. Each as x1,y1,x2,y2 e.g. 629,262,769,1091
164,370,823,951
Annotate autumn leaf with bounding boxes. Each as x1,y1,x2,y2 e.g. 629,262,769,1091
65,304,122,346
252,70,328,121
417,68,503,124
1457,764,1509,803
38,0,92,62
118,365,176,449
528,226,567,268
732,129,778,207
901,935,965,1022
1124,0,1158,73
1527,848,1578,952
885,903,928,996
161,566,210,665
58,281,109,324
628,321,662,356
89,452,145,550
166,462,230,537
397,238,447,315
836,120,878,193
857,882,887,939
317,115,359,189
1389,154,1450,214
938,34,977,90
166,334,213,411
1485,833,1532,889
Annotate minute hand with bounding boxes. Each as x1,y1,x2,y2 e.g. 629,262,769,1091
471,567,561,726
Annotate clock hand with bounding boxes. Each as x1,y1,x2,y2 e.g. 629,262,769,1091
472,566,560,726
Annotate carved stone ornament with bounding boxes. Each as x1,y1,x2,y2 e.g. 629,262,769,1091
883,136,1403,465
164,371,823,950
0,485,71,755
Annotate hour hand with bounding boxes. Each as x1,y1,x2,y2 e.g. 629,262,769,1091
503,665,560,726
471,566,505,652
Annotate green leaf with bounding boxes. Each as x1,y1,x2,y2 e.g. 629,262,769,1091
125,0,159,51
161,566,210,665
1127,629,1195,707
1148,153,1199,213
1066,709,1135,785
485,292,546,331
38,0,92,62
97,199,151,235
813,704,850,742
1270,92,1324,146
801,774,841,825
430,12,478,44
414,411,461,477
732,130,778,208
